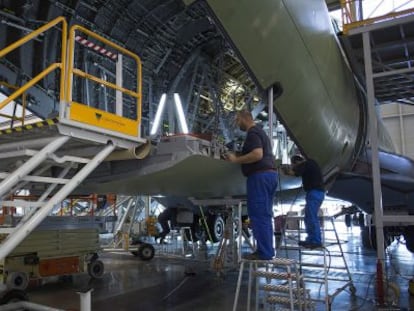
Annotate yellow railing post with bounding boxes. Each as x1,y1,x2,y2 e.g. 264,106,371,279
0,64,60,110
66,24,143,137
67,25,142,119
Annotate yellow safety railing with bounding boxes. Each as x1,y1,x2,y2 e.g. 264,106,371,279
341,0,414,34
66,25,142,137
0,16,67,114
0,82,27,126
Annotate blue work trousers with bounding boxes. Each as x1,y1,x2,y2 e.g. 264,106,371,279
246,171,278,260
304,189,325,244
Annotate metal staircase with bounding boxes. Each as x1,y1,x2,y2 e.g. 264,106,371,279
0,136,115,259
0,16,146,263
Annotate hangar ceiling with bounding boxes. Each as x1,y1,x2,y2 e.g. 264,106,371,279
0,0,264,141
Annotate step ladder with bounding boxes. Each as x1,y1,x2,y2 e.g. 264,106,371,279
0,135,116,260
233,257,314,311
277,216,356,310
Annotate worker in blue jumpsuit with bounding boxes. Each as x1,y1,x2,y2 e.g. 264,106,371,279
227,110,277,260
289,155,325,248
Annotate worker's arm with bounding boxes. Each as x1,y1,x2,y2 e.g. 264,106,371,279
227,148,263,164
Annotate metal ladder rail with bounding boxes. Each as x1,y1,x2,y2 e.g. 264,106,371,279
298,223,329,310
0,141,115,260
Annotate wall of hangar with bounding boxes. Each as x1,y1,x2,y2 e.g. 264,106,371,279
381,103,414,161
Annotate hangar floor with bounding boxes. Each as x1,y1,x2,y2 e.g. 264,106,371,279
25,221,414,311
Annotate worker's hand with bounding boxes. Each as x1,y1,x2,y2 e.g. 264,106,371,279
226,152,237,163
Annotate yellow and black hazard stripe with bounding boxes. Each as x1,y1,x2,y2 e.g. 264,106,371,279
0,118,59,136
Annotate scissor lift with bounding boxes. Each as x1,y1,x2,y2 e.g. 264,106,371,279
0,17,148,300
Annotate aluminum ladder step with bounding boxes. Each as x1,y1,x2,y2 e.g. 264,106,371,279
261,283,305,294
253,270,301,281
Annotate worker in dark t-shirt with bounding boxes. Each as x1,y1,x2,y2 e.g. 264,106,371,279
226,110,278,260
286,155,325,248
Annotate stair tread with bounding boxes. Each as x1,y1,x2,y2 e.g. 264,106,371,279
254,271,301,280
262,284,305,293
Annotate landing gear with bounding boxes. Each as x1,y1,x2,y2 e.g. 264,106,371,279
207,215,225,242
361,226,376,249
403,226,414,252
361,226,393,250
345,214,352,227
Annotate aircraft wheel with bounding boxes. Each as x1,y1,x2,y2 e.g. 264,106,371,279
361,226,376,249
6,272,29,290
138,243,155,261
362,226,393,250
404,226,414,252
0,289,28,304
207,215,224,242
88,259,104,279
344,214,352,227
358,213,365,228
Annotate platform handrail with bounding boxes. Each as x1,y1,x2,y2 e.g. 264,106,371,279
0,63,60,111
66,24,142,126
0,16,67,108
341,0,414,34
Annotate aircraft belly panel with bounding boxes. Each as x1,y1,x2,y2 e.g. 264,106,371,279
86,155,301,198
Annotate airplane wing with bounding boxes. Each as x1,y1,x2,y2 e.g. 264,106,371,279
84,152,302,198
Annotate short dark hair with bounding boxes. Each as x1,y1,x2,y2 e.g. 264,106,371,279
291,155,305,164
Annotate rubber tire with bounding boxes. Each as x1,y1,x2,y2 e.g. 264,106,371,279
404,226,414,252
345,214,352,228
361,226,392,250
88,259,104,279
361,226,376,249
6,272,29,290
358,213,365,228
207,215,225,243
137,243,155,261
0,289,28,304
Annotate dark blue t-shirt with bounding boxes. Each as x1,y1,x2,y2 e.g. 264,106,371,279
241,126,275,177
293,159,324,191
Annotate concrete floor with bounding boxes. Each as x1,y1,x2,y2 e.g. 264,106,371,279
23,221,414,311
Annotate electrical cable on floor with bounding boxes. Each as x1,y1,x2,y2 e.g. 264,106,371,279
347,272,376,311
162,276,191,301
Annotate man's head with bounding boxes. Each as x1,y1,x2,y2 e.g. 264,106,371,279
235,110,255,131
291,154,305,165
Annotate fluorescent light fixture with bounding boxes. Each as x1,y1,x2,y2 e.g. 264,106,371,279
173,93,189,134
150,93,167,135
